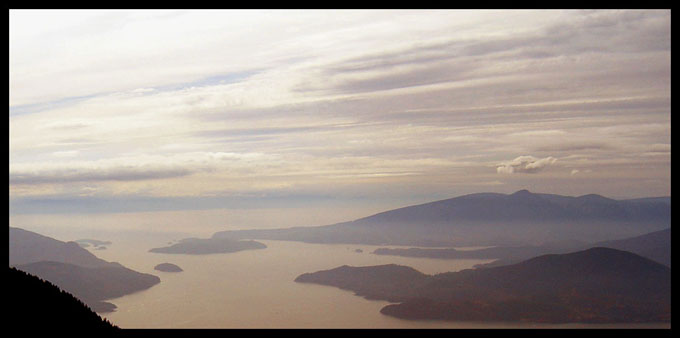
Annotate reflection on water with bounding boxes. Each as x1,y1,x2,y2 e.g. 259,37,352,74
92,236,668,329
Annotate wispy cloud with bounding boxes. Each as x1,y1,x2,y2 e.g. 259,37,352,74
496,156,558,174
9,10,671,217
9,164,196,185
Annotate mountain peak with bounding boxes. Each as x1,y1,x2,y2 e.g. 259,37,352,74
511,189,532,196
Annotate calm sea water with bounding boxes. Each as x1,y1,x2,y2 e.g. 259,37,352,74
87,235,668,329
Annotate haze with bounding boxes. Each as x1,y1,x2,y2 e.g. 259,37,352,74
8,10,672,329
10,10,670,236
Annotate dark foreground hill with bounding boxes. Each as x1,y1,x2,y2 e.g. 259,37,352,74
295,247,671,323
9,227,161,312
214,190,670,247
15,261,161,313
8,267,118,331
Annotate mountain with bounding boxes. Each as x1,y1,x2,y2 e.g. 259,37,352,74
213,190,670,246
9,227,121,268
149,237,266,254
594,228,670,267
8,267,118,331
372,241,584,264
375,228,671,269
295,247,671,323
15,261,161,313
9,227,160,313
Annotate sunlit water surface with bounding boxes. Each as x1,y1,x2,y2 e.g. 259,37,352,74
85,235,668,329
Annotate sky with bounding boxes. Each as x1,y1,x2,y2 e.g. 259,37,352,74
9,10,671,236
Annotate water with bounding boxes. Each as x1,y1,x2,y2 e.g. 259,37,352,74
87,235,669,328
94,236,488,328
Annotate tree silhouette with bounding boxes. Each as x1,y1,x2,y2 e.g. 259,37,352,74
8,267,119,331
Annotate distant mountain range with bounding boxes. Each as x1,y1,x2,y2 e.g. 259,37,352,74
296,247,671,323
214,190,670,247
8,267,118,331
594,228,670,267
374,228,671,268
9,227,160,313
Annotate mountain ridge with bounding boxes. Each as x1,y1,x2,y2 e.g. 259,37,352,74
374,227,671,268
9,227,161,313
213,190,670,246
295,247,671,323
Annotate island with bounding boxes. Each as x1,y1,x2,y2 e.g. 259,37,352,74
372,240,590,269
149,237,266,255
75,239,112,249
295,247,670,323
154,263,183,272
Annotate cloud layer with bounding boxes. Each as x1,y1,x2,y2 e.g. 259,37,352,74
496,156,558,174
9,10,671,218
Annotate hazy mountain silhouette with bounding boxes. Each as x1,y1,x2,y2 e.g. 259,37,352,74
8,267,118,331
15,261,160,313
470,228,672,269
296,247,670,323
373,240,584,266
594,228,670,267
214,190,670,246
9,227,121,268
373,228,670,268
149,237,266,254
9,227,160,313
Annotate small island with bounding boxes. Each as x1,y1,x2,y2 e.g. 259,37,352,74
149,237,266,255
75,239,112,249
154,263,183,272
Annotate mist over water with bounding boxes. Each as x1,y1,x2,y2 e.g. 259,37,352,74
92,236,489,328
32,229,658,329
9,9,670,330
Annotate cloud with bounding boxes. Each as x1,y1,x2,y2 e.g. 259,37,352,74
8,10,671,209
292,10,669,97
51,150,80,158
534,141,613,153
9,165,195,185
496,156,557,174
571,169,594,176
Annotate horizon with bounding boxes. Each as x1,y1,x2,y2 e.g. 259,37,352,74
9,10,670,237
9,187,671,241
